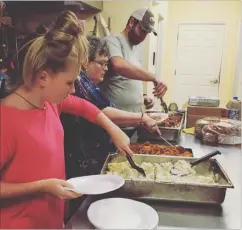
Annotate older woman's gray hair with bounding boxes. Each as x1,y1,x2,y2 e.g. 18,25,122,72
87,36,108,61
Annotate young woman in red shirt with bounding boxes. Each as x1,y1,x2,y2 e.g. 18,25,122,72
0,11,133,229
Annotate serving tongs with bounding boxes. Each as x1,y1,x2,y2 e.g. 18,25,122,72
157,132,175,147
156,129,186,152
170,150,221,176
153,81,168,113
126,153,146,177
160,97,168,113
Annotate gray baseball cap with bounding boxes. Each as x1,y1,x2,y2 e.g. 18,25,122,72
131,7,157,36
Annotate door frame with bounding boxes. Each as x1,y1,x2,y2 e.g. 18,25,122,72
147,13,166,109
155,14,166,80
172,22,227,102
153,14,166,108
233,19,242,98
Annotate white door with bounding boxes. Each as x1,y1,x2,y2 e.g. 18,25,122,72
235,20,242,100
238,71,242,101
173,24,225,108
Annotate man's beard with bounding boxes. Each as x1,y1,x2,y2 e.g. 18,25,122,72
128,27,140,45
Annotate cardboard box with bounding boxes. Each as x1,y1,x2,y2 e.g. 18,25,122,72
186,115,207,128
187,106,222,116
186,106,226,128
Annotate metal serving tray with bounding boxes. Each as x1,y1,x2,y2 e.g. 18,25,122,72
100,154,234,204
137,112,185,142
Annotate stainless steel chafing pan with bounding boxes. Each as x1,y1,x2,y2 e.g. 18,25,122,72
100,153,234,204
137,112,185,142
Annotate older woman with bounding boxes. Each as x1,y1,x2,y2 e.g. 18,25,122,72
61,35,158,180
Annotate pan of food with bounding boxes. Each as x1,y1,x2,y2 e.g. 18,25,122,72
130,142,193,157
100,153,234,204
137,112,185,142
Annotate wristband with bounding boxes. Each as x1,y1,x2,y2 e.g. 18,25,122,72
140,111,144,125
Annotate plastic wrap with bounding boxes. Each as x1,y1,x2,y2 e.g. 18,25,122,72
146,112,182,127
146,112,168,124
195,117,241,145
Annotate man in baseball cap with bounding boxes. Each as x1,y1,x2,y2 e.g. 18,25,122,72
100,6,167,137
131,7,157,36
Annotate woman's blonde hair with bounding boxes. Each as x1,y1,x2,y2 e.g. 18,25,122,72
7,11,88,89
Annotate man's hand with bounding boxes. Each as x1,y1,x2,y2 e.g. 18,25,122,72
153,80,167,98
144,95,154,110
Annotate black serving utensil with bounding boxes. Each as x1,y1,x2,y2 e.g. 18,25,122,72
153,81,168,113
170,150,221,176
160,97,168,113
126,153,146,177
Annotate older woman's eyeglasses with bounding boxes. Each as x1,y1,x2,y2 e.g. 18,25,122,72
92,60,108,68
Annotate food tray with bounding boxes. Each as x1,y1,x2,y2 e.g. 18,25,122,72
138,112,185,142
100,154,234,204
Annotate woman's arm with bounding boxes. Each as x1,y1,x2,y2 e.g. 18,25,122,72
59,95,133,155
0,181,43,198
0,180,80,199
95,112,133,155
102,107,143,125
59,95,101,124
102,107,158,132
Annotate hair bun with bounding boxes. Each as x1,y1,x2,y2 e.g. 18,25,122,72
36,25,47,35
45,11,83,41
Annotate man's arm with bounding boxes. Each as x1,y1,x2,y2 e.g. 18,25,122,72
110,56,156,82
110,56,167,97
105,36,155,82
105,35,167,98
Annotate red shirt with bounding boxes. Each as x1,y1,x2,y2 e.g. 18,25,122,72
0,95,100,229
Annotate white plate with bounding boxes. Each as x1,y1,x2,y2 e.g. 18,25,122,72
121,126,136,131
87,198,159,229
67,175,124,195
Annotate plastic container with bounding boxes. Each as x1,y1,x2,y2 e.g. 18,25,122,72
225,97,241,120
195,117,241,146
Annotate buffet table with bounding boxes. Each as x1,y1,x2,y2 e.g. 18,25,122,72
65,134,241,229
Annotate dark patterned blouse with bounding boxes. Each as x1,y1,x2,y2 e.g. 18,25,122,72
61,71,116,179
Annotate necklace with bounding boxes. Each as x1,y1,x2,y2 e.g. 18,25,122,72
13,92,46,110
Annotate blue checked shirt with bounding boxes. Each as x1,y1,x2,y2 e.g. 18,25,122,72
75,71,115,109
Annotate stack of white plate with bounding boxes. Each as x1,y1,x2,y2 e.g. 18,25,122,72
87,198,159,229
